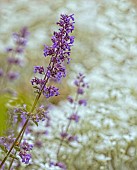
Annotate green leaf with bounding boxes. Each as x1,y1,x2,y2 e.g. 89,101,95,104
14,146,20,152
0,144,8,153
9,153,19,160
33,120,38,126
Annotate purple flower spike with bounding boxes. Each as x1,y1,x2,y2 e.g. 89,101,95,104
31,14,75,97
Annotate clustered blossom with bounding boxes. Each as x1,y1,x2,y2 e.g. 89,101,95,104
0,68,4,77
60,132,78,142
68,113,80,123
0,136,15,151
14,104,49,124
30,105,49,123
50,161,66,170
19,140,33,164
31,14,75,98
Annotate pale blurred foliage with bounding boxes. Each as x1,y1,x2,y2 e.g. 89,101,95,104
1,0,137,169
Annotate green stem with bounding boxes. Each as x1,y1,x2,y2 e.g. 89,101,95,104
8,127,26,170
0,118,29,169
8,150,17,170
56,91,79,159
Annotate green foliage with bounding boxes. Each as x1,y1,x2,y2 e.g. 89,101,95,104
0,95,9,136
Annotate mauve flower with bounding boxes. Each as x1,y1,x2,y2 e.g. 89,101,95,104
20,140,33,151
6,47,13,53
43,86,59,98
77,87,84,94
56,162,66,170
60,132,68,138
7,72,19,80
68,135,78,142
67,96,74,103
69,113,80,123
0,68,4,77
19,151,31,164
18,140,33,164
50,161,66,170
34,66,45,74
7,57,20,65
78,99,87,106
35,141,42,148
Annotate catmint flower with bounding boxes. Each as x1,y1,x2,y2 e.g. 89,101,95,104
56,162,66,170
34,66,45,74
67,135,78,142
67,96,73,103
7,57,20,65
30,105,49,124
50,161,66,170
6,47,13,52
35,141,42,148
19,151,31,164
20,140,33,151
0,68,4,77
68,113,80,123
0,136,15,150
78,99,87,106
60,132,68,138
77,87,84,94
43,86,59,98
31,77,45,86
19,140,33,164
7,72,19,80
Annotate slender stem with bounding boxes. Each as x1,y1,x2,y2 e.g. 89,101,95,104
8,150,17,170
56,119,71,159
56,91,79,159
8,126,26,170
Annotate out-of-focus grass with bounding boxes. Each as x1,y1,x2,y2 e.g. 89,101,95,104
0,95,9,136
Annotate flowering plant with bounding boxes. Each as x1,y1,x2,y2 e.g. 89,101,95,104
0,14,78,170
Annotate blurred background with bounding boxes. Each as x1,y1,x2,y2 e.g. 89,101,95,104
1,0,137,169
